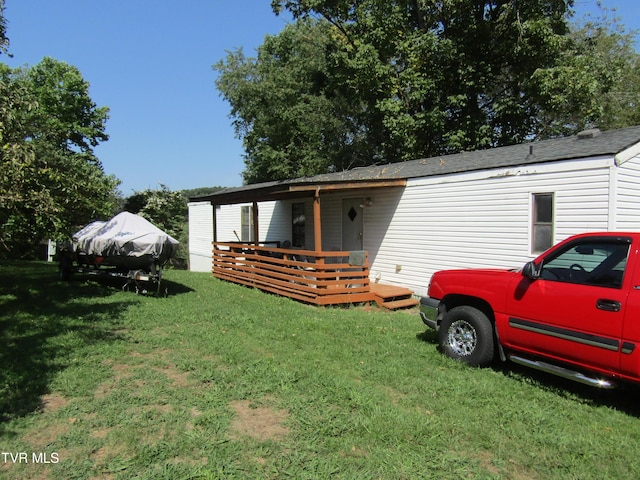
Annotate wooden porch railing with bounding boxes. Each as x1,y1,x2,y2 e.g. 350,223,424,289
212,242,373,305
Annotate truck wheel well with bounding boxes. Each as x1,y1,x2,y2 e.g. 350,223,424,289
440,295,495,324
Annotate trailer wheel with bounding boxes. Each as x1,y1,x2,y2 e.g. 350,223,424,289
438,306,494,367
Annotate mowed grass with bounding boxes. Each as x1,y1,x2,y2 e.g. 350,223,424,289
2,262,640,479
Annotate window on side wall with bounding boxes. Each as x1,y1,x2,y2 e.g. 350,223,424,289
292,203,306,247
532,193,554,254
241,206,254,242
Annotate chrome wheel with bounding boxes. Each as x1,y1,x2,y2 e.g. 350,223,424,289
447,319,477,356
438,306,495,367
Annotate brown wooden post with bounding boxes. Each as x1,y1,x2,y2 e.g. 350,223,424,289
252,201,259,245
313,187,323,264
212,202,217,243
211,202,217,274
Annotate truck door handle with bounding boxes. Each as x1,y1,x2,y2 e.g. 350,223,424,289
596,299,622,312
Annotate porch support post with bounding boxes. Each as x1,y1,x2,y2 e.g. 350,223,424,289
212,202,217,243
313,187,323,262
252,201,259,245
211,202,217,274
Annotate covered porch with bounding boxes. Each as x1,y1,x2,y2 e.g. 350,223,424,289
194,178,418,309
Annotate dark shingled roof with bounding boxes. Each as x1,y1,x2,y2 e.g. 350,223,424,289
191,126,640,204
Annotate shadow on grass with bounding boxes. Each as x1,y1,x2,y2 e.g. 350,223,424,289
498,362,640,417
160,277,195,296
415,327,640,417
0,262,135,424
69,269,194,297
416,329,438,344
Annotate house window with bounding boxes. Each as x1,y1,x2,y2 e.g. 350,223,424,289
292,203,306,247
241,206,254,242
532,193,554,254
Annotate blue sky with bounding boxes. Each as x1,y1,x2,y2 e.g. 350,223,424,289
3,1,639,196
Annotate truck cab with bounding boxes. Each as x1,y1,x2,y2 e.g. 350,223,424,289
420,232,640,388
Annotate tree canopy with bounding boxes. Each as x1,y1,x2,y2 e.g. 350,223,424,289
122,185,189,265
215,0,640,184
0,57,120,257
0,0,9,57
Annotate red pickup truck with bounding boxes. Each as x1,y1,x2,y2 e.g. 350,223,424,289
420,232,640,389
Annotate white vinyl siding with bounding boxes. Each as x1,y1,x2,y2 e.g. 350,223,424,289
216,204,243,242
187,202,213,272
212,202,282,244
615,154,640,231
369,158,614,296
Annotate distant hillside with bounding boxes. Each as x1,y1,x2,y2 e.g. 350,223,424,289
182,186,226,199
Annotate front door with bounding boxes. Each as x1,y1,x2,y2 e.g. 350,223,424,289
342,198,363,251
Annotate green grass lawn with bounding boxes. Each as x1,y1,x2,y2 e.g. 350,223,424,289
2,261,640,479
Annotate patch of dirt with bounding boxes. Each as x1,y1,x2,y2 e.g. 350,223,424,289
152,365,191,388
40,393,69,413
91,426,113,440
23,420,71,450
95,348,194,400
22,394,72,450
228,399,290,442
475,450,500,476
88,440,131,474
469,449,534,480
89,446,110,464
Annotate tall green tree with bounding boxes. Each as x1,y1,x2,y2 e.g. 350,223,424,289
534,8,640,135
0,0,9,56
123,184,186,240
216,0,640,184
0,58,120,257
216,20,364,183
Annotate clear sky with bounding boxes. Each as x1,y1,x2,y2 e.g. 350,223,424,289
3,1,639,196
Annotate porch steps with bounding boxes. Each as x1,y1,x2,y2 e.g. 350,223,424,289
370,283,419,311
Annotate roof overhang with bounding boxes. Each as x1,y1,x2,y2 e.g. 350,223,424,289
191,179,407,205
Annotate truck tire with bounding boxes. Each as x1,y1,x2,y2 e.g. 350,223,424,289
438,306,494,367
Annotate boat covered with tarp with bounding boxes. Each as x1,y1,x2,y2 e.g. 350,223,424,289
72,211,179,271
60,212,179,294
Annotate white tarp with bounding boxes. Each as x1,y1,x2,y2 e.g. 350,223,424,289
73,212,179,265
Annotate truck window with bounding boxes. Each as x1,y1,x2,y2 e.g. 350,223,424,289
539,240,630,288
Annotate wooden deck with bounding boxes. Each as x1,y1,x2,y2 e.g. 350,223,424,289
370,283,419,310
212,242,418,310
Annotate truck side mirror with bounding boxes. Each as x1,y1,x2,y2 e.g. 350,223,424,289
522,261,541,280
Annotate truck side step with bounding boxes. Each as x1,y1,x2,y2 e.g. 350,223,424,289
508,354,616,389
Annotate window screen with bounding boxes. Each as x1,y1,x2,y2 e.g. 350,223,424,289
241,206,254,242
532,193,554,254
